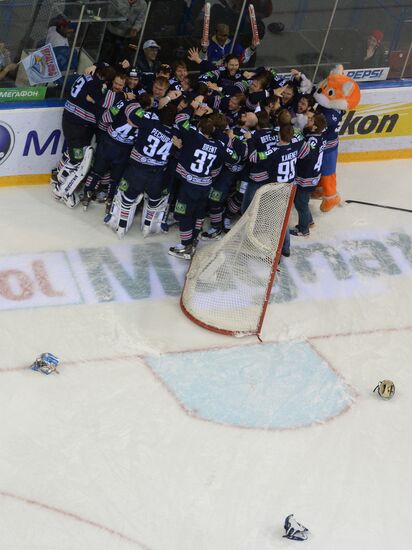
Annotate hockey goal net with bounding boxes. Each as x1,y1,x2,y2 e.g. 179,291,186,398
180,182,295,337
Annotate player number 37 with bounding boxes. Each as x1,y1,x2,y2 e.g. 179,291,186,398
190,149,217,175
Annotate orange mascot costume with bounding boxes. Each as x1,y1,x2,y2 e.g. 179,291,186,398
309,66,360,212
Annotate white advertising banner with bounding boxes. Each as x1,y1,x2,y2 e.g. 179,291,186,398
339,86,412,159
0,106,64,182
343,67,390,82
0,84,411,185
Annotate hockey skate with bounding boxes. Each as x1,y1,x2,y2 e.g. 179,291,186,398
96,189,108,203
82,191,95,211
168,244,194,260
223,217,232,232
201,227,222,240
103,199,113,223
160,206,177,233
289,228,310,237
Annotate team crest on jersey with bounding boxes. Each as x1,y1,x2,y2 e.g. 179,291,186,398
119,178,129,191
209,188,223,202
175,201,187,215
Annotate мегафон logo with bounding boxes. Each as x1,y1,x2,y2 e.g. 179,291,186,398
0,121,15,165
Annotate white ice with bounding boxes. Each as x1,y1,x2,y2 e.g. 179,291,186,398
0,159,411,550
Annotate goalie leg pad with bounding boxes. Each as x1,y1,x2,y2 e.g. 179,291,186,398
57,146,94,197
141,194,169,236
108,190,143,237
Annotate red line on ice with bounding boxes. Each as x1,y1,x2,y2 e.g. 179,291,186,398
0,490,153,549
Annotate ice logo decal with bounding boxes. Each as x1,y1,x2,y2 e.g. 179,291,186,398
0,122,14,165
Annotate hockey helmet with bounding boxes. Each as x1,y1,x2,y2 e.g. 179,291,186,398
373,380,395,400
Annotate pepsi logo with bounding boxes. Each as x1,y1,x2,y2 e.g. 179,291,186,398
0,122,15,166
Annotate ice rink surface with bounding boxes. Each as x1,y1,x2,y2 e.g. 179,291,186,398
0,159,411,549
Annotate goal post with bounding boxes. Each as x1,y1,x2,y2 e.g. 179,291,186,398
180,182,296,337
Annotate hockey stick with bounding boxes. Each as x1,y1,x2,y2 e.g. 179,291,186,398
345,200,412,213
249,4,261,46
201,2,211,49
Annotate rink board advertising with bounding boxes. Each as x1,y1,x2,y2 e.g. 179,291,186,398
338,86,412,161
0,86,47,102
0,86,411,186
0,107,64,185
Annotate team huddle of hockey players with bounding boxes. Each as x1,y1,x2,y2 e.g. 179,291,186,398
52,44,331,261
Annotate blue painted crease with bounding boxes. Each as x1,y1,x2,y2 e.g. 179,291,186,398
146,342,353,429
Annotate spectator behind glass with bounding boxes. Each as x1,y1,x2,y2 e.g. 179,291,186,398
45,16,73,48
202,22,258,66
101,0,147,65
0,41,17,83
45,15,78,84
136,39,162,89
352,29,386,69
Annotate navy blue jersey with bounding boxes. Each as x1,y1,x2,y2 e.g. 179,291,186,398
226,135,248,173
124,84,146,96
248,128,279,155
232,126,253,139
107,101,143,145
207,95,242,127
249,136,309,184
246,89,269,112
130,112,173,167
317,105,344,151
295,133,327,187
168,78,183,91
63,74,113,125
199,66,246,95
99,98,126,133
176,122,238,191
213,130,247,173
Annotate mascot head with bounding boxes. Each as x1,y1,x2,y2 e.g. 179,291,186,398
313,65,360,111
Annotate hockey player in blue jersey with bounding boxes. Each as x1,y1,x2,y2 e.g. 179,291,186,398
244,122,310,256
200,113,247,240
168,101,240,260
291,113,327,237
52,64,117,207
82,96,147,209
107,103,177,238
